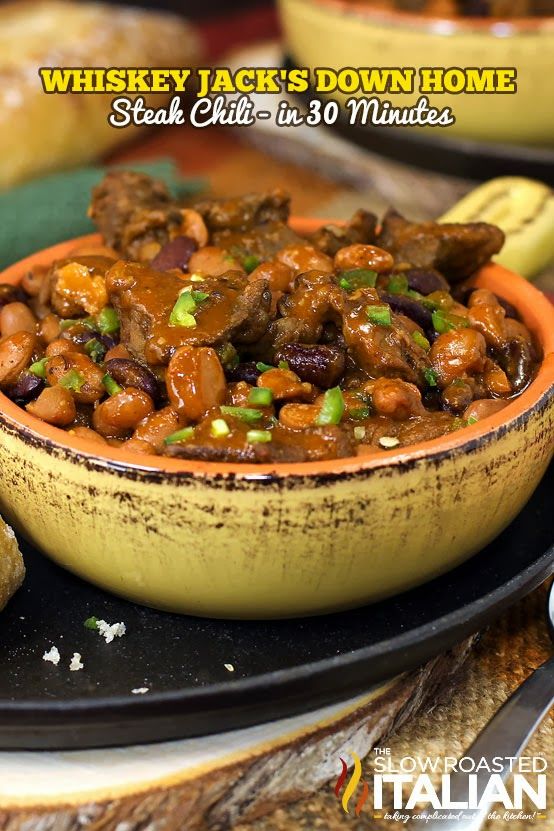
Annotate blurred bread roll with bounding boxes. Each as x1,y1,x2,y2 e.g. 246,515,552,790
0,519,24,611
0,1,202,189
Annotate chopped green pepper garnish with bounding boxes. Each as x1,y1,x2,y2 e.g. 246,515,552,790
220,406,263,424
169,289,209,328
102,373,122,396
423,367,439,387
211,418,230,438
85,338,106,363
248,387,273,406
339,269,377,291
164,427,195,445
367,305,392,326
277,360,290,370
256,361,274,373
84,616,99,630
467,415,478,425
59,369,85,392
246,429,272,444
315,386,345,426
96,306,120,335
388,274,409,295
349,405,371,420
432,309,469,335
216,343,239,371
29,357,49,378
412,331,431,351
243,254,260,274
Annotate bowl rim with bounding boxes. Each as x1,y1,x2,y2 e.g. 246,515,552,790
288,0,554,35
0,220,553,481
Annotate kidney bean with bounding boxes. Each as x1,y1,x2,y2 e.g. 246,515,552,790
275,343,346,389
225,362,261,385
0,332,36,388
404,268,449,295
26,386,76,426
151,236,197,272
6,373,44,402
105,358,160,402
167,345,226,421
92,388,154,438
0,284,26,308
334,244,393,274
0,302,37,337
46,352,105,404
379,292,434,336
441,380,474,414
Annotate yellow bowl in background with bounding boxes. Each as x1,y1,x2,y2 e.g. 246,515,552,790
0,223,552,619
278,0,554,146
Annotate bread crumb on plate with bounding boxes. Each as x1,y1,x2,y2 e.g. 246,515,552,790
43,646,60,665
131,687,149,695
69,652,84,671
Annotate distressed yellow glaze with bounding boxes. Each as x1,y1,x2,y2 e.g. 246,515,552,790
0,228,552,618
278,0,554,145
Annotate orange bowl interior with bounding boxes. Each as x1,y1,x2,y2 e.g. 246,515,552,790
0,219,553,479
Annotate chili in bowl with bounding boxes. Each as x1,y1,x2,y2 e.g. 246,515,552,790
0,171,551,618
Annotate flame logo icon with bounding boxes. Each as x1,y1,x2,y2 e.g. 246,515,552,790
333,751,370,816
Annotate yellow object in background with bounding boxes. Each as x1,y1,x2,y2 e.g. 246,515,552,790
440,177,554,279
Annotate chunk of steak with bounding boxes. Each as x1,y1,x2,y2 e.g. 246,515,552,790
377,209,504,282
193,189,291,232
308,210,378,256
105,262,271,365
89,171,183,259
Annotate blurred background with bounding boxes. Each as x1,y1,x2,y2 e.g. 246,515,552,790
0,0,552,282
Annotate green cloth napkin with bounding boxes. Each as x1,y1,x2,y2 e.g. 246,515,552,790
0,160,204,270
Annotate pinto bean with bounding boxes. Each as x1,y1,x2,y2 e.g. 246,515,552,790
21,266,47,297
70,426,108,445
188,246,243,277
132,406,180,452
249,261,294,293
92,388,154,438
463,398,509,423
124,437,156,455
0,302,37,337
104,343,130,362
484,363,511,396
104,358,160,402
46,352,105,404
279,403,319,429
166,345,226,421
277,244,334,275
46,338,75,357
404,268,449,295
6,372,43,402
26,386,76,426
176,209,209,247
151,236,197,272
0,331,36,388
430,328,487,388
275,343,346,389
39,313,61,344
334,244,394,274
257,367,312,401
371,377,425,420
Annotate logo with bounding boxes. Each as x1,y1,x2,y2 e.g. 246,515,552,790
334,751,369,816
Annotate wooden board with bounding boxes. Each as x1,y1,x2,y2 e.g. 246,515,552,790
0,639,473,829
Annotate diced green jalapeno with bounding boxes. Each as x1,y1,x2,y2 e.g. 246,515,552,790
102,373,122,396
366,305,392,326
59,369,85,392
432,309,469,334
339,269,377,291
29,357,49,378
248,387,273,406
246,429,272,444
164,427,195,445
315,386,345,426
220,406,263,424
96,307,119,335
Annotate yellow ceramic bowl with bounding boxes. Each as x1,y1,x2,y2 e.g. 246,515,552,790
0,221,553,619
278,0,554,145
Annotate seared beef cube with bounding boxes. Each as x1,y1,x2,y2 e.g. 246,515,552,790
309,210,378,256
377,209,504,282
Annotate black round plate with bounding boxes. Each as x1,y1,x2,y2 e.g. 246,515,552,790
283,56,554,186
1,464,553,750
